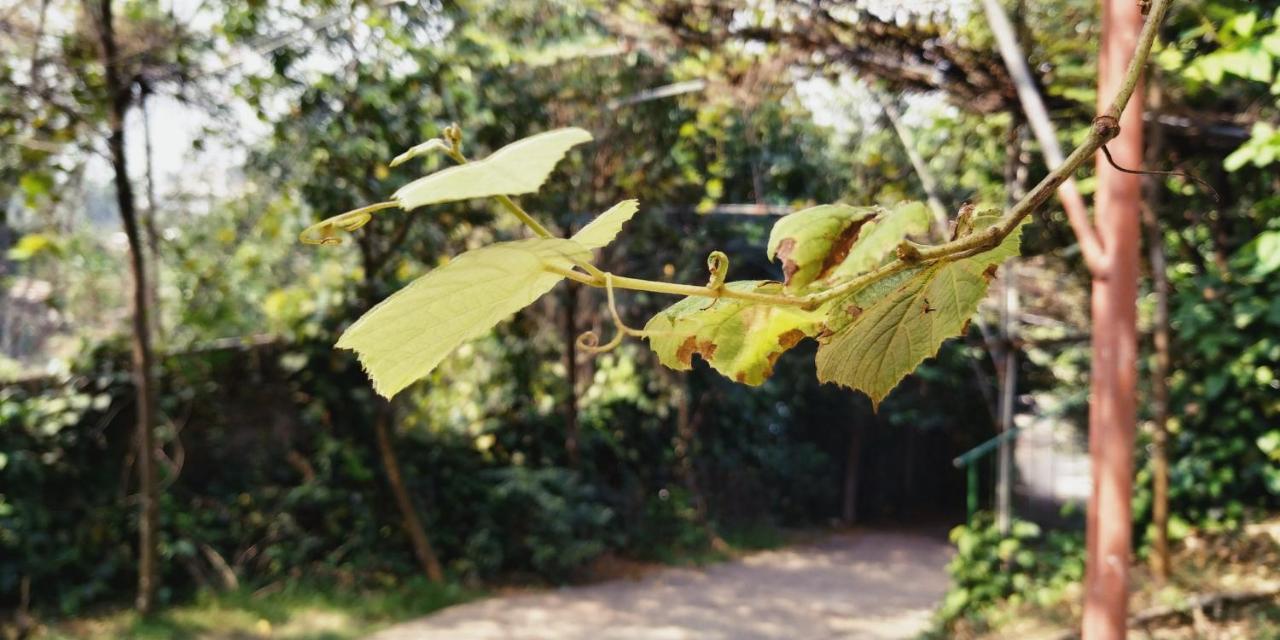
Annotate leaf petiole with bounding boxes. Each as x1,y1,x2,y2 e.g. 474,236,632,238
441,144,608,279
546,264,810,308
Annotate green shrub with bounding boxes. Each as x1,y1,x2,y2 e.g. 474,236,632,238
466,467,614,581
1133,229,1280,536
940,513,1084,627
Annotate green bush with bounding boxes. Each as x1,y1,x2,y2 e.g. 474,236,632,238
0,379,134,614
940,513,1084,627
465,467,614,581
1,334,861,615
1133,229,1280,536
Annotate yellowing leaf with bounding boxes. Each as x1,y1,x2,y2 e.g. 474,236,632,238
337,238,589,398
644,281,825,385
827,201,932,280
818,266,926,337
766,204,879,290
765,201,931,291
393,128,593,210
815,220,1023,407
571,199,639,250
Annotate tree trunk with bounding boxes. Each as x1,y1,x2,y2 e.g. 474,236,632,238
0,202,12,358
91,0,160,614
672,377,727,551
996,120,1027,537
1082,0,1143,636
841,419,862,524
1142,85,1172,585
873,88,950,239
1142,205,1171,584
372,404,445,582
140,91,164,342
562,283,581,467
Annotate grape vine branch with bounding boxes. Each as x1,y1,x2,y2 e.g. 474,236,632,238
297,0,1172,404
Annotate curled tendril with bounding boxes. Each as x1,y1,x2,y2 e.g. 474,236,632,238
577,274,652,355
706,251,729,289
695,251,731,310
1099,143,1221,203
298,201,400,245
575,329,617,353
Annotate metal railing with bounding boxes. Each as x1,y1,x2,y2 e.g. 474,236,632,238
952,426,1022,520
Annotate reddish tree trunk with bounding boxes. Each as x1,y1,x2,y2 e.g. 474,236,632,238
1083,0,1143,636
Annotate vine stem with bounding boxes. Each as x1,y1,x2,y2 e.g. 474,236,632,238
802,0,1169,302
309,0,1170,311
547,265,809,307
578,274,658,353
552,0,1169,307
458,0,1170,309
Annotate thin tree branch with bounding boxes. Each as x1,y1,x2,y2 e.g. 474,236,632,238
871,86,951,240
979,0,1105,274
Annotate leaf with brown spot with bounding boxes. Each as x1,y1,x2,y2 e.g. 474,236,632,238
815,216,1025,408
644,281,826,385
826,201,933,281
676,336,699,366
775,237,799,283
766,204,880,291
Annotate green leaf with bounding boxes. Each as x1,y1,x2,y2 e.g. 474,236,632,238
1252,230,1280,276
815,220,1023,407
1258,430,1280,459
393,127,593,210
571,199,639,250
1225,122,1280,171
766,204,879,290
337,238,589,398
827,201,933,280
1263,31,1280,57
819,266,927,338
1229,12,1258,37
644,281,825,385
389,138,450,168
6,233,62,261
19,173,52,201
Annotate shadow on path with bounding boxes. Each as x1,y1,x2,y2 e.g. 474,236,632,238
367,528,953,640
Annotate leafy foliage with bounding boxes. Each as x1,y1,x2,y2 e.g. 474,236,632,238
571,200,640,250
816,216,1024,407
312,128,1023,405
393,128,593,211
1132,228,1280,533
472,467,614,580
337,238,589,398
940,514,1085,628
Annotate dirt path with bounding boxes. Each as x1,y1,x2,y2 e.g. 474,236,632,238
367,528,953,640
